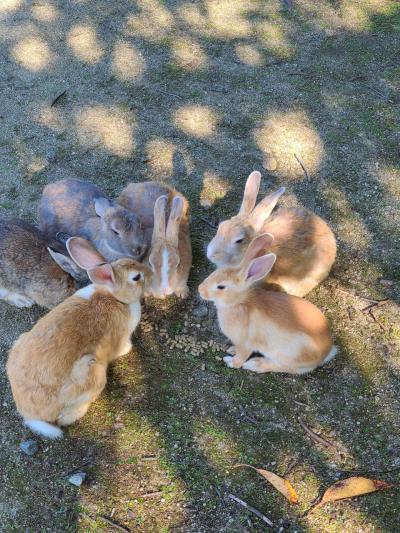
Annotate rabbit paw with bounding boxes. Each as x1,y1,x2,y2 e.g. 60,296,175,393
175,286,189,299
226,345,236,355
223,355,235,368
8,293,34,308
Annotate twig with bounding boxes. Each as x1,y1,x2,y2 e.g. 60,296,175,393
228,494,273,527
198,216,217,229
139,491,162,498
368,309,387,331
293,399,309,408
51,89,67,107
284,458,299,476
298,417,335,449
98,515,130,532
158,88,183,99
294,153,310,180
361,298,390,313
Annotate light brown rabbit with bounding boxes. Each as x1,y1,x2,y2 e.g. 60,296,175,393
0,218,85,308
117,181,188,249
199,234,337,374
6,237,150,439
206,171,336,297
146,195,192,298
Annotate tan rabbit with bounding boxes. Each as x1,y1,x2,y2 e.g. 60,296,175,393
0,218,85,308
199,234,337,374
146,195,192,298
206,171,336,297
117,181,189,248
6,237,150,439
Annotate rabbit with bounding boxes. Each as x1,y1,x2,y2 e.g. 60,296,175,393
6,237,151,439
206,171,337,297
38,178,147,262
0,218,86,308
199,233,337,374
146,195,192,298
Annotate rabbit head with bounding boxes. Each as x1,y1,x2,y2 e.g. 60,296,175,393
66,237,150,304
199,233,276,305
207,171,285,267
94,198,147,260
147,195,185,297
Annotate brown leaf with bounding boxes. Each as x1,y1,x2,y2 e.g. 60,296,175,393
234,464,299,504
321,477,393,504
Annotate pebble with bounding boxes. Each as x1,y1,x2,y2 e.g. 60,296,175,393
20,440,38,456
68,472,87,487
380,279,394,287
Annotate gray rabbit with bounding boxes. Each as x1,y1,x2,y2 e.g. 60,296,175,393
0,218,85,308
38,179,147,261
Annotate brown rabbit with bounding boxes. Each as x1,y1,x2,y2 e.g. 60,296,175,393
38,178,147,261
199,234,337,374
146,195,192,298
206,171,336,297
6,237,150,438
0,218,85,308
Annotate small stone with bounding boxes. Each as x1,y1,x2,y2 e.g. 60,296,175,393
380,279,394,287
68,472,87,487
20,440,38,456
193,304,208,318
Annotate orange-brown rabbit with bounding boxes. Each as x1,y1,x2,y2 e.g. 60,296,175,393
199,234,337,374
6,238,150,438
207,171,336,296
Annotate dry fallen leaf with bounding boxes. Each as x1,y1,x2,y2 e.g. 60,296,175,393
234,464,299,504
309,476,394,513
321,476,393,504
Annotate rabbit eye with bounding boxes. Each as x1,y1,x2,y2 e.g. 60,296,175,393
235,238,244,244
112,229,120,236
132,273,141,281
217,284,226,290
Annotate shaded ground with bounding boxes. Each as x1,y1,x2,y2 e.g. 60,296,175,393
0,0,399,531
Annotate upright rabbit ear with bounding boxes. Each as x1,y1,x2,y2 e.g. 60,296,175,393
152,195,167,243
66,237,107,270
239,171,261,215
249,186,286,231
94,197,112,218
241,233,274,265
166,196,183,246
243,253,276,283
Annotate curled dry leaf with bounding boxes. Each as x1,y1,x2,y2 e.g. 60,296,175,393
321,476,393,504
234,464,299,504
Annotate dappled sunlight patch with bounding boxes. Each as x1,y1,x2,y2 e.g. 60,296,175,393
67,24,103,64
257,21,295,59
174,105,217,139
200,171,231,208
254,110,324,180
146,139,177,177
0,0,23,13
235,43,264,67
373,164,400,200
172,37,208,70
75,105,135,157
195,422,239,470
12,36,52,71
112,40,145,82
206,0,255,39
35,104,65,133
31,2,58,22
297,0,395,32
125,0,173,41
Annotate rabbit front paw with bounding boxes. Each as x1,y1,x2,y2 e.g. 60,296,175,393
226,345,236,355
175,285,189,299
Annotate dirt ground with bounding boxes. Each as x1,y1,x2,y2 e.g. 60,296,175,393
0,0,399,531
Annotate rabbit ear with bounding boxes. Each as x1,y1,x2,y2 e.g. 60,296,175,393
249,186,285,230
87,264,115,286
166,196,183,246
152,195,167,243
241,233,274,265
239,171,261,215
66,237,107,270
243,253,276,283
47,247,83,279
94,197,112,218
